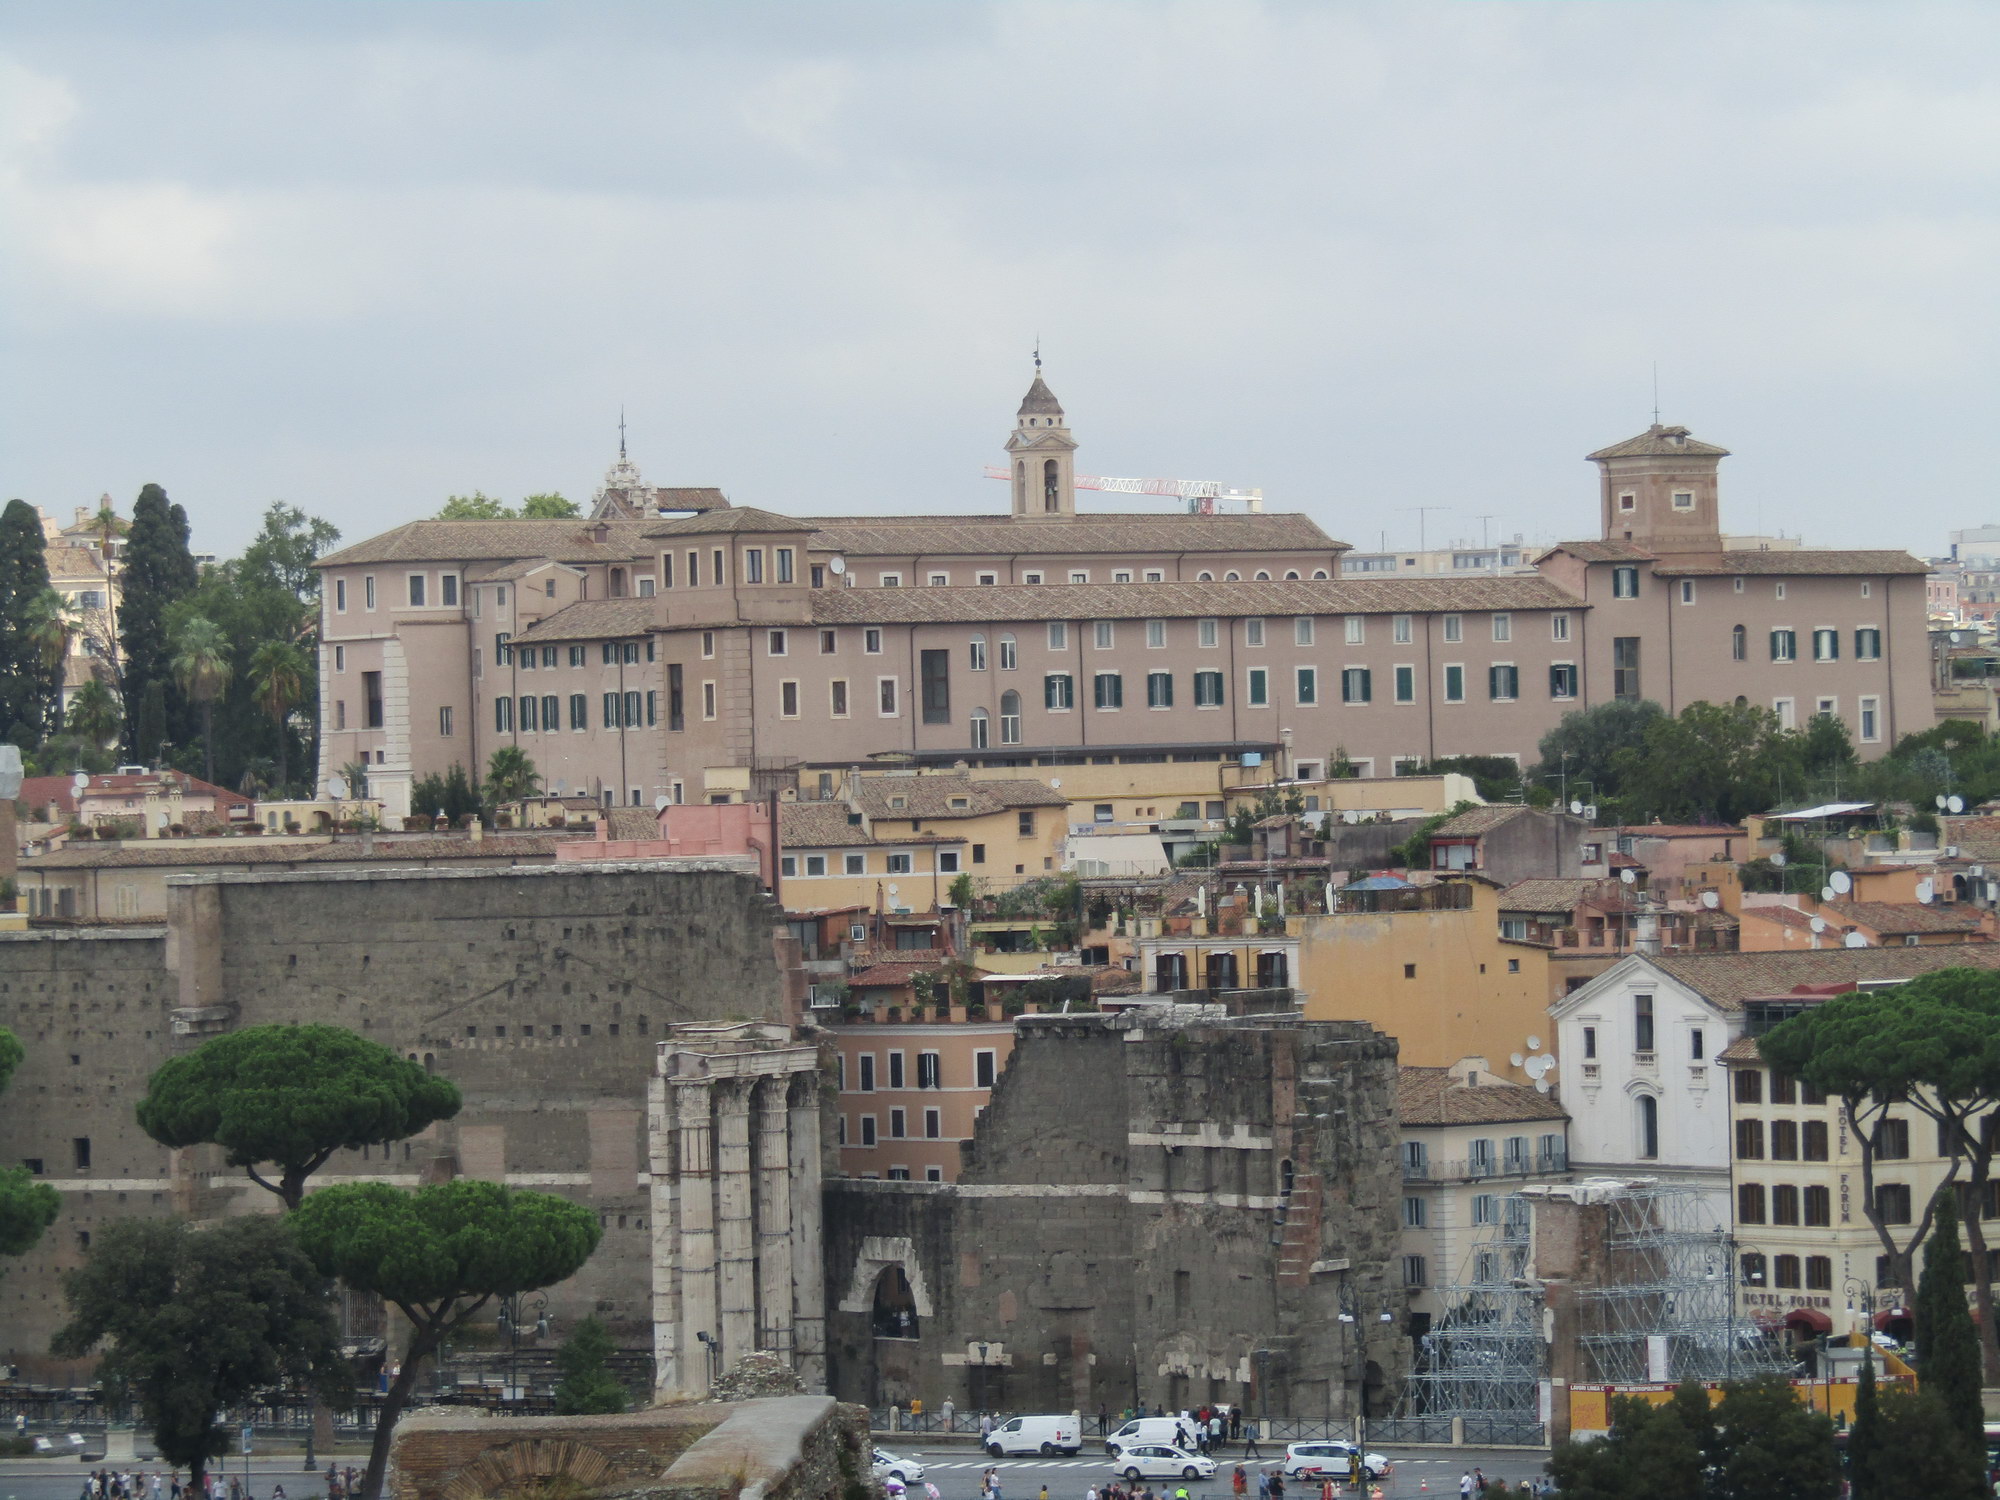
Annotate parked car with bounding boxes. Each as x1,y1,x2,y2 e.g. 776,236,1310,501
873,1449,925,1484
1282,1441,1392,1481
1105,1416,1200,1455
985,1413,1084,1457
1112,1445,1217,1482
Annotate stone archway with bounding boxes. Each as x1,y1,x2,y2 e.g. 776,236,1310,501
440,1439,620,1500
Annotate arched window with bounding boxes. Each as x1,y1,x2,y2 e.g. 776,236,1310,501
1224,571,1242,581
1637,1095,1659,1160
1254,570,1272,581
1285,570,1302,580
1000,690,1022,745
1731,624,1746,661
969,709,989,750
1311,569,1329,580
1196,571,1215,582
1043,458,1061,512
871,1265,919,1340
968,633,987,671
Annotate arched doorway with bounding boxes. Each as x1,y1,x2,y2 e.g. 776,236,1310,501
872,1265,919,1340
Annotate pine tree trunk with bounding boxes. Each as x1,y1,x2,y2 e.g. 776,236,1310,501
359,1322,441,1500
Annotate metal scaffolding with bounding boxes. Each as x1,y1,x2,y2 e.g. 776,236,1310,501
1408,1179,1788,1422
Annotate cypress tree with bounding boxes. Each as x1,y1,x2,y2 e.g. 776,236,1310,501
0,498,58,745
1916,1190,1986,1477
118,484,198,761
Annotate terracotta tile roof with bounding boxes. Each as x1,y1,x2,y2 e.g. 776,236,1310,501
1616,825,1746,839
1718,1035,1764,1064
318,519,650,568
478,557,580,582
1652,550,1927,577
19,772,251,819
849,961,940,989
640,506,820,537
1821,900,1987,935
856,777,1068,819
1586,425,1731,460
1939,817,2000,861
1743,904,1820,933
796,511,1341,558
1540,540,1659,564
1645,945,2000,1012
601,806,661,841
511,599,658,644
654,488,730,512
47,545,109,576
1434,805,1532,837
1499,878,1598,914
1398,1066,1568,1125
808,575,1582,627
777,803,966,849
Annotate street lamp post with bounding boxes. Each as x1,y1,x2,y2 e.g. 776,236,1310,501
496,1292,551,1403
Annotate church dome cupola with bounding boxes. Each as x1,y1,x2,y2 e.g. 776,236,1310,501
1005,364,1078,519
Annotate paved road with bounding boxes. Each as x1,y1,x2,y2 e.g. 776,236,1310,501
871,1444,1552,1499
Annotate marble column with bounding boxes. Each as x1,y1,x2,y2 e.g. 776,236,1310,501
674,1080,718,1391
647,1069,682,1398
755,1075,796,1358
715,1079,758,1365
789,1075,828,1389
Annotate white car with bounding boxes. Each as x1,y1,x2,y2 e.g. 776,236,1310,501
872,1449,925,1485
1112,1445,1217,1482
1281,1441,1392,1481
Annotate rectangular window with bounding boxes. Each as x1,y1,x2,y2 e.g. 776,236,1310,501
1394,664,1415,703
1583,1026,1597,1059
1194,670,1224,707
1146,618,1167,648
1859,696,1880,743
1803,1120,1829,1161
1242,618,1263,646
701,630,715,657
712,548,725,585
362,671,384,728
1443,664,1465,703
804,854,826,877
1489,664,1519,700
624,689,641,728
439,705,454,736
820,629,837,655
864,628,882,654
601,691,619,729
1876,1183,1912,1224
702,681,717,719
830,679,849,717
1198,618,1219,648
886,853,912,875
364,575,377,610
334,644,345,672
1735,1119,1765,1160
920,649,951,724
776,548,794,583
844,853,866,875
780,680,800,717
924,1108,941,1139
1246,667,1268,706
1551,613,1570,641
1491,612,1511,642
1804,1186,1831,1226
1738,1183,1766,1225
688,551,701,587
1634,994,1655,1052
1295,616,1316,646
1679,579,1697,605
1442,613,1462,643
917,1052,941,1089
1771,1119,1798,1160
660,554,675,589
1147,670,1174,708
1345,615,1365,644
1403,1255,1428,1288
938,849,959,873
1393,613,1413,645
1770,628,1797,662
1047,621,1068,650
1876,1118,1910,1159
974,1050,996,1088
1613,637,1641,701
1813,628,1839,662
1093,620,1114,649
1734,1069,1762,1104
666,665,684,731
1403,1196,1427,1228
1295,667,1318,705
1045,673,1074,710
1549,662,1578,699
877,677,899,716
545,693,562,730
335,578,348,612
1856,627,1882,660
406,574,427,607
571,692,589,730
1612,566,1639,599
1806,1255,1832,1291
767,628,787,657
494,696,512,732
859,1116,877,1147
1341,667,1371,704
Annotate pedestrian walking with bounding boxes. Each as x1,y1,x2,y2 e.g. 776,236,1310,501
1232,1465,1247,1498
1243,1426,1261,1460
1458,1475,1472,1499
1473,1471,1487,1495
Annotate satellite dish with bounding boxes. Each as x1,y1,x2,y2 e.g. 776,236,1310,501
1830,870,1852,894
886,883,900,898
1050,778,1061,789
1916,880,1935,904
71,769,89,793
1820,885,1837,903
1771,852,1787,868
1701,890,1721,909
827,555,847,576
1534,1078,1551,1094
1569,800,1584,816
1938,795,1950,810
1949,796,1966,814
1620,868,1637,885
1510,1053,1526,1068
329,775,349,800
1526,1034,1542,1051
1810,916,1828,934
1526,1055,1555,1079
653,794,670,811
1844,931,1868,948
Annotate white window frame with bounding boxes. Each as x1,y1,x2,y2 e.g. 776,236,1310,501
1392,614,1412,645
1491,612,1511,642
1146,619,1167,648
779,679,801,718
1343,615,1364,645
1551,612,1571,641
1393,664,1415,704
877,677,900,717
1198,618,1219,648
829,679,850,718
1244,618,1264,647
1048,621,1068,651
1093,620,1114,649
878,572,902,588
701,681,717,720
1679,580,1697,605
1442,613,1462,643
1295,616,1315,646
1859,695,1881,743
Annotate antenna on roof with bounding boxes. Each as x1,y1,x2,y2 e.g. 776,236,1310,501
618,405,628,461
1033,337,1042,374
1651,362,1660,426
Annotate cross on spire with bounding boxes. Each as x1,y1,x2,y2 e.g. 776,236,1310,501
618,406,628,460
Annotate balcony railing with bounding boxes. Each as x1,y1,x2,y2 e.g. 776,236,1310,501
1403,1150,1568,1183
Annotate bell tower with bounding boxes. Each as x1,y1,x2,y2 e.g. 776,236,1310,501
1005,365,1077,520
1587,423,1730,556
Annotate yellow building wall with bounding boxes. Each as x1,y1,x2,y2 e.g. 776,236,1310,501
1292,884,1553,1085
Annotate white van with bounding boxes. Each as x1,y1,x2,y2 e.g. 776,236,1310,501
985,1414,1083,1457
1104,1416,1198,1456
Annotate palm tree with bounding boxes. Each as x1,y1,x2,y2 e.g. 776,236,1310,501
170,616,233,785
483,746,542,809
249,640,310,796
65,677,123,748
24,589,76,733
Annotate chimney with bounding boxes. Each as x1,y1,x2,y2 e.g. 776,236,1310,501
1635,908,1661,956
469,816,484,845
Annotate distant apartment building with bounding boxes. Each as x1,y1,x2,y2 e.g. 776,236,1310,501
828,1014,1016,1182
315,380,1933,820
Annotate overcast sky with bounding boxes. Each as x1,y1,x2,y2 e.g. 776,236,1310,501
2,2,1996,559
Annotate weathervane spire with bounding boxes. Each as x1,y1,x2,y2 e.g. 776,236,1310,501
1033,337,1041,375
618,405,628,460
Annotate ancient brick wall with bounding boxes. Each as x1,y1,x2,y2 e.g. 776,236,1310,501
0,861,797,1379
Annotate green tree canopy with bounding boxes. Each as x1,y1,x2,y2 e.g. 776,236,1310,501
0,499,61,746
552,1315,628,1414
118,483,199,759
170,614,233,784
436,492,512,519
136,1024,461,1209
64,677,123,748
1917,1191,1985,1468
51,1216,345,1489
484,745,541,806
1534,699,1666,807
250,639,312,792
411,764,481,824
1707,1374,1840,1500
1548,1382,1712,1500
0,1026,60,1257
293,1179,601,1499
519,493,578,518
239,502,340,606
1865,1386,1988,1500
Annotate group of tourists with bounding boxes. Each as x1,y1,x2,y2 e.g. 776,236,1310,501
74,1466,365,1500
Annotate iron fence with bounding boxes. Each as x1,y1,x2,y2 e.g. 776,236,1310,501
1461,1418,1546,1447
1366,1417,1454,1445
